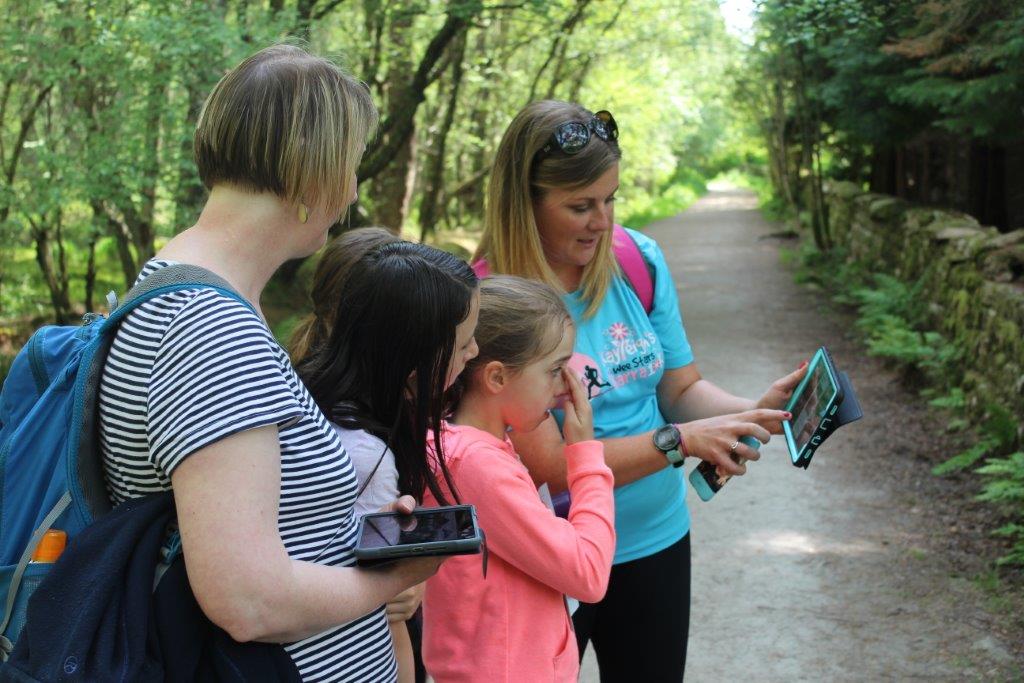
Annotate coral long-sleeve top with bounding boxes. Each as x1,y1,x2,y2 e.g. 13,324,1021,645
422,423,615,682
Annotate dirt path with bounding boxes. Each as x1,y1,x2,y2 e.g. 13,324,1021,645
579,187,1022,682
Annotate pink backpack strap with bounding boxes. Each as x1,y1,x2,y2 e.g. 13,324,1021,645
612,224,654,314
475,230,653,313
471,258,490,278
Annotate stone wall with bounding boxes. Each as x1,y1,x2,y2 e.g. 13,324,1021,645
825,181,1024,434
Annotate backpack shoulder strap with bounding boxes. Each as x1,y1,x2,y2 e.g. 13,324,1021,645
77,264,253,525
612,225,655,314
114,264,251,320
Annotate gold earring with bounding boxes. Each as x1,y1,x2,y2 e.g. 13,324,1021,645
298,204,309,224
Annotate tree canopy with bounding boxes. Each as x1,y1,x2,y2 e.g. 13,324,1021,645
0,0,742,330
744,0,1024,246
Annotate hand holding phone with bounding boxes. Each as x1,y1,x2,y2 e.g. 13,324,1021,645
355,505,483,565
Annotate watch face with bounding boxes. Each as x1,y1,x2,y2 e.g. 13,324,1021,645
654,425,680,451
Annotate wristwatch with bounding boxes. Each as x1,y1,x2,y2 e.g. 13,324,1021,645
653,424,686,468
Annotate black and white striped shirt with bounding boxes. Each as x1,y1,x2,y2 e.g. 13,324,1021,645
98,260,397,682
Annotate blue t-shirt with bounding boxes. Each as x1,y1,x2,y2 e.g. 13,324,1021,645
561,228,694,564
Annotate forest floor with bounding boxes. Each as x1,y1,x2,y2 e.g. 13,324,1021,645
579,187,1024,682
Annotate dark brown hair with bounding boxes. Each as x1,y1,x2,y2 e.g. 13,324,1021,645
290,228,401,363
295,242,478,504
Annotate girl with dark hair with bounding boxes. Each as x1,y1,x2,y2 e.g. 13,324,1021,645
294,240,479,683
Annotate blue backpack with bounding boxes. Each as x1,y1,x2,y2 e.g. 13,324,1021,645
0,264,246,660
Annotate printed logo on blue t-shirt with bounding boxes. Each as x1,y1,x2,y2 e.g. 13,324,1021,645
568,352,613,400
568,320,665,403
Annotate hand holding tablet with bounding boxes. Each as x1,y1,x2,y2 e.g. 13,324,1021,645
689,346,863,501
783,346,863,468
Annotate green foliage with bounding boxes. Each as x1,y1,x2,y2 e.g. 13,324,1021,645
976,452,1024,566
932,439,997,476
2,0,747,338
788,233,1024,565
752,0,1024,573
931,404,1021,566
1,0,287,328
846,272,960,383
746,0,1024,249
792,250,961,386
884,2,1024,140
619,178,705,229
927,387,965,410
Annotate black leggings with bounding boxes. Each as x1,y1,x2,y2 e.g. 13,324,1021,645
573,533,691,682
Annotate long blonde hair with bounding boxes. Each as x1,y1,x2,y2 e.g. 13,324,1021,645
477,100,621,318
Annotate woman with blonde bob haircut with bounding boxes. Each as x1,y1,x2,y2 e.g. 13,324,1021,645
98,44,441,682
475,100,805,680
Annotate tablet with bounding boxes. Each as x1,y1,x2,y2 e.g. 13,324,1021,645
354,505,482,565
783,346,862,468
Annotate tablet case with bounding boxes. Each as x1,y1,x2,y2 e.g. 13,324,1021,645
790,359,863,469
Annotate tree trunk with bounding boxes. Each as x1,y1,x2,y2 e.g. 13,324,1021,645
366,9,416,231
92,201,138,288
792,48,827,249
362,0,387,93
84,226,100,313
357,8,471,184
419,35,466,240
173,0,227,233
770,57,795,207
29,214,73,324
460,26,499,221
173,79,212,231
527,0,592,102
1,84,53,225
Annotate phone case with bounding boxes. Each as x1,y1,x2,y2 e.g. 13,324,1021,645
353,505,483,564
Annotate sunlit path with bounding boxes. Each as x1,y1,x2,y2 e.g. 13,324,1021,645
580,186,1020,681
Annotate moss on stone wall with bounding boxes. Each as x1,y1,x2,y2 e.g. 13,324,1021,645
826,182,1024,439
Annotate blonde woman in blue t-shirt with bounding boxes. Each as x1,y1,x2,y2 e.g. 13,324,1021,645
474,100,807,681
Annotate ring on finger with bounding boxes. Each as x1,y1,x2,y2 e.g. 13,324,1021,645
729,441,740,452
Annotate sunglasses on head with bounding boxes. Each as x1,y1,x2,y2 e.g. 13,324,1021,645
537,110,619,159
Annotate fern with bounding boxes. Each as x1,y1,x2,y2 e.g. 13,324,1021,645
976,453,1024,566
927,388,966,409
932,438,996,475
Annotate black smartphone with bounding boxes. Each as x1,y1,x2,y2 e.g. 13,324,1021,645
354,504,482,565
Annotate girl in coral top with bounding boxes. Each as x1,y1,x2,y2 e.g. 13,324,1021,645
422,275,616,682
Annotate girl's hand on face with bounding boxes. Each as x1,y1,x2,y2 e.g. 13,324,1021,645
755,361,809,434
561,367,594,445
677,409,789,475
